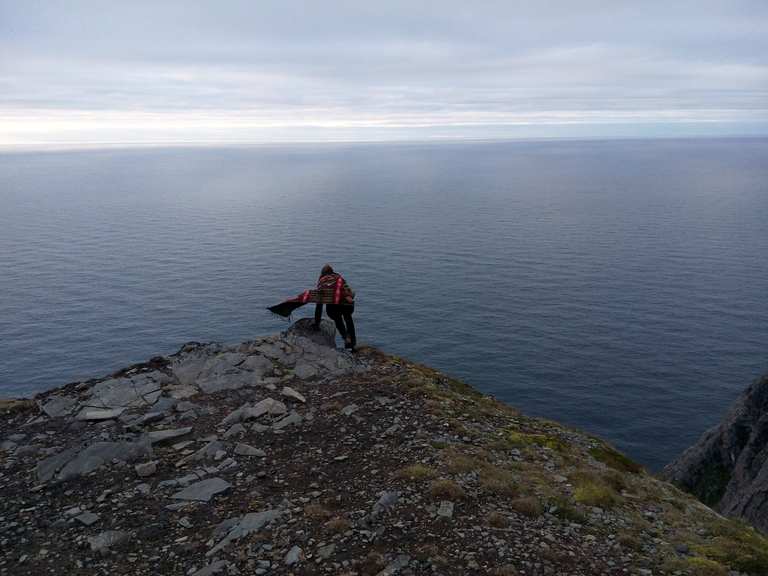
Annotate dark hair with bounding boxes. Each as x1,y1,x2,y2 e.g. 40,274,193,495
321,263,334,275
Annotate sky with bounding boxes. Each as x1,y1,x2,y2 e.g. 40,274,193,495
1,1,767,148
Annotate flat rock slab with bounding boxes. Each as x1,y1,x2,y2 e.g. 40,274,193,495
40,395,77,418
233,443,266,457
221,398,284,426
36,439,152,483
273,411,302,430
85,373,167,410
75,511,100,526
281,386,306,403
148,427,193,444
57,440,153,482
207,509,282,556
172,477,231,502
76,407,125,421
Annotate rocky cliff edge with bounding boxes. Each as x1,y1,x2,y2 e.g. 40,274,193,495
1,320,767,576
663,374,768,536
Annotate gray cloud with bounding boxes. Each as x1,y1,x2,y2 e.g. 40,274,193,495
1,1,767,146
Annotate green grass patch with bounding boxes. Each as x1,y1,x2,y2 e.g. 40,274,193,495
692,519,768,573
572,471,620,508
505,430,568,452
395,464,438,481
589,445,644,475
429,479,466,500
684,557,728,576
479,466,518,497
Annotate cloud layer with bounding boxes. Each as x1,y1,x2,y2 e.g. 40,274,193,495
2,1,767,147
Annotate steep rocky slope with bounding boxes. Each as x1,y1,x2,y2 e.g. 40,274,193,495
663,373,768,534
1,320,767,576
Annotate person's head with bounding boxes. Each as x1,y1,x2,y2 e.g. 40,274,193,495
321,263,334,276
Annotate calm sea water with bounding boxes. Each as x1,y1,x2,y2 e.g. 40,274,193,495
1,138,767,470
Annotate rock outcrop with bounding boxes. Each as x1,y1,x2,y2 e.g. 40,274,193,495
663,373,768,532
1,322,768,575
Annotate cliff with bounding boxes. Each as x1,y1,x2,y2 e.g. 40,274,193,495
663,374,768,535
1,320,767,576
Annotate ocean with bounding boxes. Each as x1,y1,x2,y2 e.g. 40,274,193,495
1,138,767,471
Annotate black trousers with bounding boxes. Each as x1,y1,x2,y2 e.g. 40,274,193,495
326,304,356,347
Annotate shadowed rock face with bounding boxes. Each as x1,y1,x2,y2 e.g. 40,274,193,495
663,373,768,532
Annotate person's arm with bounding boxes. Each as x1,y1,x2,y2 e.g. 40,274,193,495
314,302,323,327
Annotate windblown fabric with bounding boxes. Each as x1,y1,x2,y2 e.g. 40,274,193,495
268,273,354,318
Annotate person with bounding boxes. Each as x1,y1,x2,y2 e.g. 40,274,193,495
313,264,356,350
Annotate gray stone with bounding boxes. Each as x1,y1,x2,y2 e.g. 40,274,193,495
273,411,302,430
437,500,454,519
376,555,411,576
74,511,100,526
207,509,282,557
223,423,246,439
59,443,133,479
285,545,303,565
172,477,231,502
170,343,220,387
341,404,359,417
191,560,229,576
234,443,266,457
167,385,198,399
185,440,226,463
372,491,400,517
76,408,125,421
85,374,165,410
239,354,273,379
0,440,17,452
171,342,273,389
221,398,282,426
148,427,193,444
39,396,76,418
175,401,199,413
135,461,157,477
55,439,152,482
317,543,335,560
285,318,336,347
88,530,130,552
281,386,306,403
293,362,318,380
268,399,287,416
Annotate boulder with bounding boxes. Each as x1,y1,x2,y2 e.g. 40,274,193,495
285,318,336,348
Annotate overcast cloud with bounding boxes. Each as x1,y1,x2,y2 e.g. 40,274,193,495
1,1,767,147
